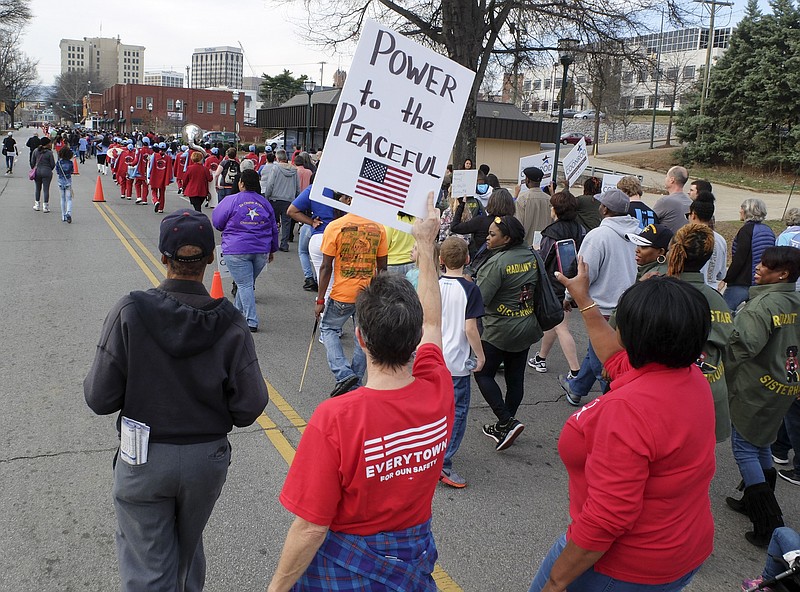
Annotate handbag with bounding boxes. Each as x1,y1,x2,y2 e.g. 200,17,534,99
29,151,43,181
530,247,564,331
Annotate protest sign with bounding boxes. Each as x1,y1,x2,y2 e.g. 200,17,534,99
601,174,624,193
308,19,475,230
562,137,589,187
451,170,478,198
519,151,555,187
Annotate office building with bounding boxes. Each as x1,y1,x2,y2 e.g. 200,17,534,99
144,70,184,88
59,37,145,86
191,46,243,89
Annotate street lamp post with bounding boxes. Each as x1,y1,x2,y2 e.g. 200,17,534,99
303,80,316,152
552,38,578,190
103,110,107,131
147,102,153,133
130,106,134,136
114,108,118,133
232,90,240,153
175,100,182,141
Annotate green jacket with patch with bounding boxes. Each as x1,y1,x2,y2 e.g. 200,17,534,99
477,244,543,352
678,272,734,442
726,283,800,447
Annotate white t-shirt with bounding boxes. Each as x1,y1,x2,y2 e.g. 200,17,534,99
701,230,727,289
439,275,484,377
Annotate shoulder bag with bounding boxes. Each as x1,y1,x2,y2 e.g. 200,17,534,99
530,247,564,331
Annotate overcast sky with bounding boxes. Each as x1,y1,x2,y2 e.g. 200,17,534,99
22,0,752,91
22,0,355,88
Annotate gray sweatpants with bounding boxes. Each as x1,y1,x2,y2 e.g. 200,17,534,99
112,437,230,592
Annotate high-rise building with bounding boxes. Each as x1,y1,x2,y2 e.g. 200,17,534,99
242,76,262,92
191,47,243,89
59,37,145,87
144,70,184,88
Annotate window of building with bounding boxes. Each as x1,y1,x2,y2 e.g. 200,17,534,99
205,101,213,114
230,103,235,114
523,80,532,91
648,95,657,108
136,96,143,109
662,95,675,107
167,98,174,110
576,74,586,84
544,79,551,90
197,100,203,113
666,67,679,81
683,65,696,80
622,71,634,84
633,96,646,109
637,70,648,83
220,102,227,115
541,100,549,112
554,78,562,89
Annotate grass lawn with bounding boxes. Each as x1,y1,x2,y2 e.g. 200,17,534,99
608,149,798,193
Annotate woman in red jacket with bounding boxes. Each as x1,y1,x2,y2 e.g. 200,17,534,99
528,263,716,592
183,151,212,212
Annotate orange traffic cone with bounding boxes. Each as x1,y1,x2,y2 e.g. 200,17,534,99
210,270,225,298
72,157,80,175
92,176,106,202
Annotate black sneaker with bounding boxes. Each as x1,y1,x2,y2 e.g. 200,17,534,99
329,375,360,398
303,277,318,292
779,469,800,485
496,419,524,451
482,423,502,444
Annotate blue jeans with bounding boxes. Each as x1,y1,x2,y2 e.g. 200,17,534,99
732,424,772,487
772,398,800,470
269,199,291,249
59,184,72,219
566,341,607,400
529,534,699,592
763,527,800,580
5,154,14,171
298,224,314,280
443,375,470,471
321,298,365,384
217,186,234,203
724,284,750,315
224,253,268,329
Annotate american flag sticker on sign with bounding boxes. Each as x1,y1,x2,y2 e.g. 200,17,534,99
354,157,413,208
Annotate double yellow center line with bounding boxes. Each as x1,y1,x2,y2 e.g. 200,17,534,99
94,199,463,591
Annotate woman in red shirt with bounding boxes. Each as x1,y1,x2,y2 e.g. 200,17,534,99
183,151,212,212
529,262,716,592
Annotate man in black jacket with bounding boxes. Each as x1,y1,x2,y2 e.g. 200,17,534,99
84,209,269,592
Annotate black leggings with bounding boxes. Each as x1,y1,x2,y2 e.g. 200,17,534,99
474,340,530,424
188,196,205,212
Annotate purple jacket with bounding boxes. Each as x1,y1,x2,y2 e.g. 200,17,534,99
212,190,279,255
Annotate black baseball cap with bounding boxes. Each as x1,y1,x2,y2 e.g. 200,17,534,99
626,223,674,250
159,209,215,262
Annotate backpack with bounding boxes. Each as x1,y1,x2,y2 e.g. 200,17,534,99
221,159,240,187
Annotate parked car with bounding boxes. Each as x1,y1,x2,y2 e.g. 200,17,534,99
573,109,605,120
560,132,593,145
202,131,239,145
551,108,578,118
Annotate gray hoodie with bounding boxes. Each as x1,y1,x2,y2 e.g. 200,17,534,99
263,162,299,201
577,215,641,315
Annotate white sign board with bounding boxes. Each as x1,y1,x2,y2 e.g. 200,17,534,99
601,174,624,193
563,137,589,187
215,245,231,278
451,170,478,198
519,151,556,188
308,19,475,230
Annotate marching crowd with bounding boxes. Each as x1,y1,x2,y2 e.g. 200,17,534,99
70,125,800,592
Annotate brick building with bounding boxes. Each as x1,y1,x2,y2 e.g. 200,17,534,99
98,84,251,140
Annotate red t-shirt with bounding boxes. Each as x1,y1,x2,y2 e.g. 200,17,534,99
559,350,715,584
280,343,454,535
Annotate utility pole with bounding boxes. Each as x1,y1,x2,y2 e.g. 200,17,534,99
695,0,733,118
319,61,327,87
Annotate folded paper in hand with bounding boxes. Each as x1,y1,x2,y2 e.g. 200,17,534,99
120,416,150,465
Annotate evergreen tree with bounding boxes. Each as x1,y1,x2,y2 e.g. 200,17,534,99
259,70,309,108
678,0,800,172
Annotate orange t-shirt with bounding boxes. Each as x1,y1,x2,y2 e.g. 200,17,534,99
321,213,388,303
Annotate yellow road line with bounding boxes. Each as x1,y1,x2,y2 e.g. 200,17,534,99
94,203,161,287
101,202,166,276
256,413,296,465
433,565,464,591
95,200,462,591
266,379,307,434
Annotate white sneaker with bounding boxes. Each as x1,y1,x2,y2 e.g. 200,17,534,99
527,353,547,373
135,198,143,204
33,201,40,211
43,204,50,213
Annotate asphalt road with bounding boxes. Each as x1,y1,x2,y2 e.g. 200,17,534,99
0,161,796,591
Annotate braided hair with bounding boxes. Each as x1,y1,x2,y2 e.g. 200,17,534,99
667,223,715,276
